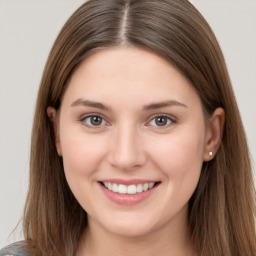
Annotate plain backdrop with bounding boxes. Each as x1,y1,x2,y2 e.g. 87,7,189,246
0,0,255,247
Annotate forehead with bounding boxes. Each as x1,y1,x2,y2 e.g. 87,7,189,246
61,47,201,110
71,47,189,85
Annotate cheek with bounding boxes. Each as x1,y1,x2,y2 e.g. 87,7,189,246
59,128,107,179
59,130,108,211
147,129,205,217
149,126,205,183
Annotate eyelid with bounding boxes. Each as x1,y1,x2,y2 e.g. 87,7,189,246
146,114,177,127
77,112,177,129
78,113,110,128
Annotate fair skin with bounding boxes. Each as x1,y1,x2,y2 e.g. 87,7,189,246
48,47,224,256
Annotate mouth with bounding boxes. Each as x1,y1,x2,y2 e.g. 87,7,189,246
99,181,161,195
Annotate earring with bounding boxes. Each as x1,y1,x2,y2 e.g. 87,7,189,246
209,151,213,156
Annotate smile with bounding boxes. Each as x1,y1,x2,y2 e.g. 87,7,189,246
99,180,161,205
102,182,156,194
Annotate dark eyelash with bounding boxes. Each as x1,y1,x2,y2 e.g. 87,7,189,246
78,113,104,122
77,113,108,128
151,114,177,123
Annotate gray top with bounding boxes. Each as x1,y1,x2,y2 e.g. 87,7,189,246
0,242,29,256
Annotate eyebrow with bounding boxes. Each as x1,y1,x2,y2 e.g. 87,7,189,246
71,99,110,111
71,98,187,111
143,100,187,110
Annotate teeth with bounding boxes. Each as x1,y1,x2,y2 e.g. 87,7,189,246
143,183,149,191
112,183,118,192
136,184,143,193
118,184,127,194
149,182,154,189
107,183,112,190
127,185,136,194
103,182,156,194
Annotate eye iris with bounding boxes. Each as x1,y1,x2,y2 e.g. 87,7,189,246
156,116,168,126
90,116,102,126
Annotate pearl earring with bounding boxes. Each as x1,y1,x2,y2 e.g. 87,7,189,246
209,151,213,156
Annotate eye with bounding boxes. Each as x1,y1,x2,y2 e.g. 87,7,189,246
81,115,107,127
148,115,173,127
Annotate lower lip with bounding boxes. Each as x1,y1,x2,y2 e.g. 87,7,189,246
99,183,159,205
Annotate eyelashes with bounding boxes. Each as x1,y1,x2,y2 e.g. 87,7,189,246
82,115,107,127
146,114,176,127
78,113,177,129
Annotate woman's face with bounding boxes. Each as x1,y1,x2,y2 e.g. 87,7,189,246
51,47,215,237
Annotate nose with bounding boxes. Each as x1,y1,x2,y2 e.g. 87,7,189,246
108,124,147,171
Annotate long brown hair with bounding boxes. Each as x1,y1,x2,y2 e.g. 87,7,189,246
23,0,256,255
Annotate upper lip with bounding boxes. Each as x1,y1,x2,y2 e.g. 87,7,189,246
99,179,160,185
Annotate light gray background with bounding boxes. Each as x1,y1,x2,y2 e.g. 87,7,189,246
0,0,255,247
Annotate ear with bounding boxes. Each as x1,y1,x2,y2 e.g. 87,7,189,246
203,107,225,162
47,107,62,156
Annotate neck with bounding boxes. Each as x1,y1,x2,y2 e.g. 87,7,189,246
76,210,196,256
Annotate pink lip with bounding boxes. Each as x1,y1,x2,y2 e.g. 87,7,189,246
100,179,157,185
99,182,160,205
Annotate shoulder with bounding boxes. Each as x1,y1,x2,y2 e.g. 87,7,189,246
0,241,29,256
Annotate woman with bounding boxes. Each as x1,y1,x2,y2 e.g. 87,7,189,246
1,0,255,255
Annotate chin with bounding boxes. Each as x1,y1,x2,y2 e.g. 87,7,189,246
94,212,164,238
106,223,156,238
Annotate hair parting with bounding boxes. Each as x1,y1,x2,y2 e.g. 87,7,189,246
23,1,256,255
